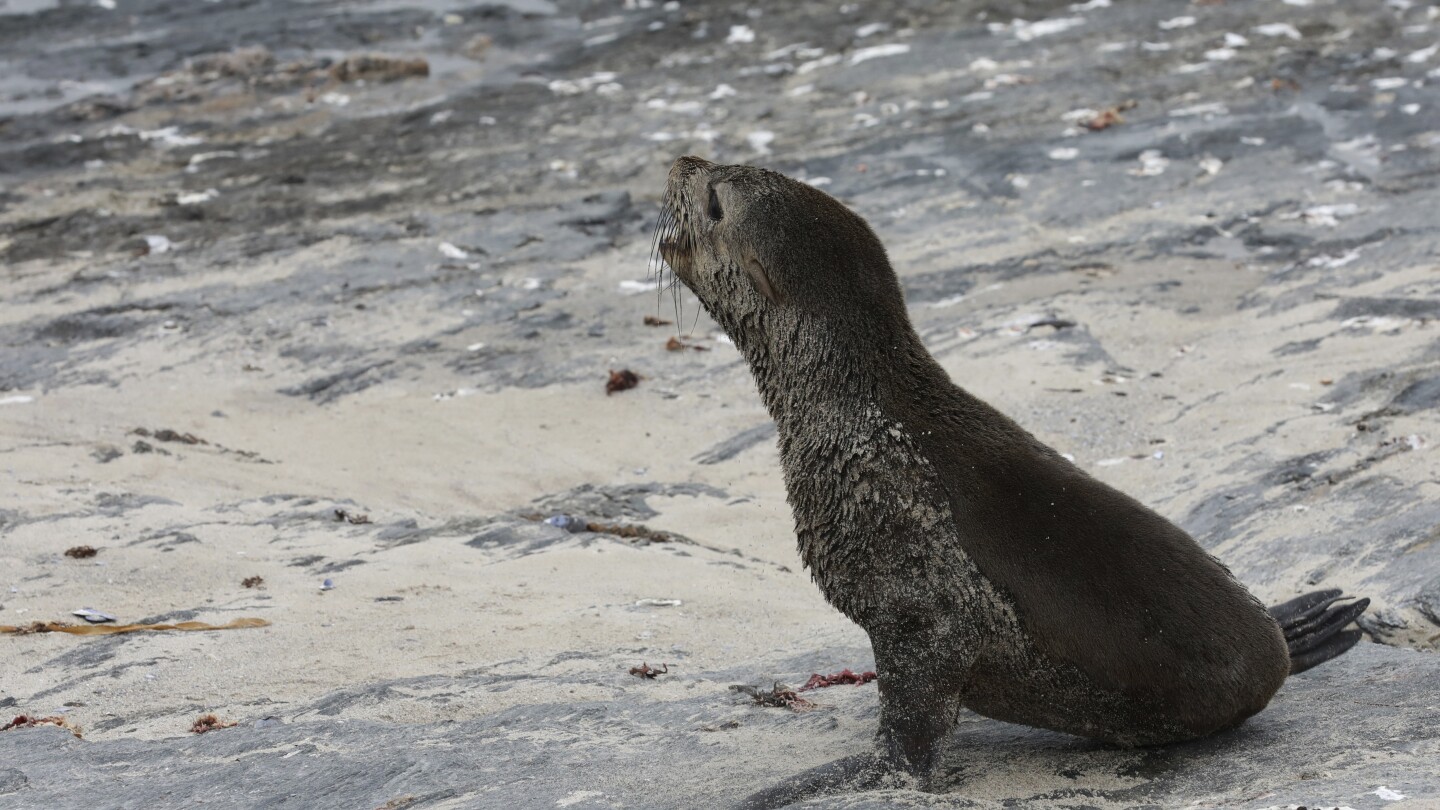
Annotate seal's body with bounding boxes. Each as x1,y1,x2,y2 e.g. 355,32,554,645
656,156,1368,804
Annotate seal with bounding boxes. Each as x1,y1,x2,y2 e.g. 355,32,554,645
655,156,1371,807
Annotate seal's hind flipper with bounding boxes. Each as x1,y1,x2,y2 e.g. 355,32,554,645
1268,589,1370,675
1288,629,1364,674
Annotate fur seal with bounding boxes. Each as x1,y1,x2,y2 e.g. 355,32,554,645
655,156,1371,807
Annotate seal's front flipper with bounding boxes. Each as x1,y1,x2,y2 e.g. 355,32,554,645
1267,589,1370,674
735,753,901,810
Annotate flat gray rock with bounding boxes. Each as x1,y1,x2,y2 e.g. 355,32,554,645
2,643,1436,809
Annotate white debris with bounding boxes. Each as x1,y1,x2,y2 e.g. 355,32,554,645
618,280,653,295
1097,41,1129,52
96,0,115,8
1170,102,1229,117
1402,103,1421,114
1408,43,1438,63
319,92,350,107
634,598,683,607
927,294,967,309
1253,23,1302,40
1284,203,1361,227
850,43,911,64
645,98,704,114
803,176,832,186
433,388,478,401
583,32,619,47
547,72,619,95
1205,48,1237,61
187,150,238,168
970,57,1000,72
856,22,889,38
438,242,469,260
466,342,486,352
479,116,497,125
1130,150,1170,176
765,43,808,60
175,188,218,205
984,73,1028,88
1282,0,1312,5
1158,16,1196,30
143,235,174,254
549,159,578,179
745,130,775,154
1306,249,1361,268
0,395,34,406
1374,787,1407,801
557,792,606,808
1141,41,1172,52
1070,0,1110,10
1062,108,1100,123
1372,77,1409,90
797,54,842,74
520,278,543,291
429,109,454,125
788,84,814,97
1002,313,1050,331
138,127,204,147
1174,62,1212,74
1095,457,1128,467
1198,155,1224,176
1011,17,1085,41
709,83,736,99
1225,33,1249,47
1049,147,1079,160
726,25,755,44
1009,174,1031,189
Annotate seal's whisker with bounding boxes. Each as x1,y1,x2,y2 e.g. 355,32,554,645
649,207,669,300
687,291,702,338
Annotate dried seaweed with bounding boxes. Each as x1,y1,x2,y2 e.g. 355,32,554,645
2,618,270,636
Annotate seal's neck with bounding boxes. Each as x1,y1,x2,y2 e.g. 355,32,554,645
725,306,939,435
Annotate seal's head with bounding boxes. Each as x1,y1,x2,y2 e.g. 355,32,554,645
655,156,910,342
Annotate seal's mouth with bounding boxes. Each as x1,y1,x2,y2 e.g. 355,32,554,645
658,235,688,268
650,190,693,287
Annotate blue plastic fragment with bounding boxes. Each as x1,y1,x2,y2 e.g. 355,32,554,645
544,514,588,533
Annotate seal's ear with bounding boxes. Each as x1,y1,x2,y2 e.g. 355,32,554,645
743,254,782,305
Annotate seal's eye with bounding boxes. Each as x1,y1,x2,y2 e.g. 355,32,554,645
708,186,724,222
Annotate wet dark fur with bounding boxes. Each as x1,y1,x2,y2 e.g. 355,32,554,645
656,156,1369,805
